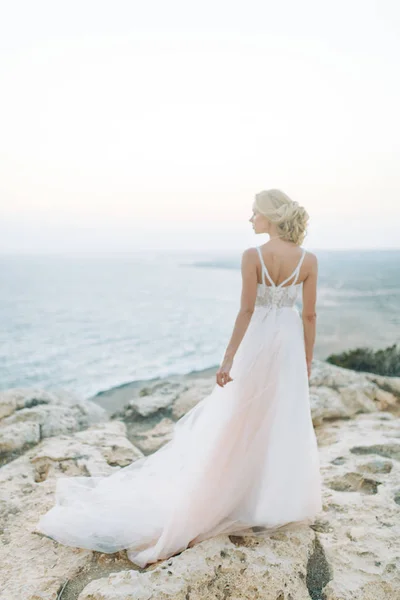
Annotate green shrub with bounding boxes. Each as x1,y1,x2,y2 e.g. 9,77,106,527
326,343,400,376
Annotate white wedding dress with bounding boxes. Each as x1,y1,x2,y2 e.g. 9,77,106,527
36,246,323,568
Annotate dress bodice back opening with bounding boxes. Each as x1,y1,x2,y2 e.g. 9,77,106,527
255,246,306,309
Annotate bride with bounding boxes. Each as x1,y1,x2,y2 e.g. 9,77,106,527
36,189,323,568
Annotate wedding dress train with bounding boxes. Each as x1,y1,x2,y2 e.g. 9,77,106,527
36,246,323,568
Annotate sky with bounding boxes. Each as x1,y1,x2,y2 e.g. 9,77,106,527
0,0,399,253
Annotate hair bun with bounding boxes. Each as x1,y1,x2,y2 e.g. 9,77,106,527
275,204,289,219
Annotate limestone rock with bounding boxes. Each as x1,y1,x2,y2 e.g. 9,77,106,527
309,360,399,425
78,529,317,600
30,421,143,483
0,421,141,600
316,412,400,599
0,388,106,461
124,381,187,418
364,373,400,396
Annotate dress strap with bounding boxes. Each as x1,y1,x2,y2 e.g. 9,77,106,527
278,248,307,287
256,246,276,287
256,246,307,288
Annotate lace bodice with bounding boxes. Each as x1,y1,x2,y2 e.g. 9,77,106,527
255,282,302,308
254,246,306,309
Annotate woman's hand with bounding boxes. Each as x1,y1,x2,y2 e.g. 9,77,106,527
216,357,234,387
306,358,312,380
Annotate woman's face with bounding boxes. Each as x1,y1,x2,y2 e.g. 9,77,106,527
249,207,269,234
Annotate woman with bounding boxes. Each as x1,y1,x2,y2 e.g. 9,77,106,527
36,189,322,568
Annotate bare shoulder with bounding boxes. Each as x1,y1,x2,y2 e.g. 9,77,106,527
241,247,259,263
303,249,317,262
302,249,318,276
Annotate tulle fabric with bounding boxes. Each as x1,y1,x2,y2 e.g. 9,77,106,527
36,304,323,568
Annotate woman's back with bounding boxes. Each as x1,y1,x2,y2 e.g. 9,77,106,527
256,243,309,288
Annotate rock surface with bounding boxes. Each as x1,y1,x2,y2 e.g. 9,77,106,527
0,359,399,600
0,421,138,600
0,388,106,465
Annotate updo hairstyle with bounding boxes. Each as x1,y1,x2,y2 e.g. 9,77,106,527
253,189,309,245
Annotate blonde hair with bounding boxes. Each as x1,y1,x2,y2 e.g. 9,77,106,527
253,189,309,245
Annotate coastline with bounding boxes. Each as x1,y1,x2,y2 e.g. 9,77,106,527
88,364,220,416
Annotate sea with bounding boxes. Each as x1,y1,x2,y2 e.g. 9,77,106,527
1,249,399,402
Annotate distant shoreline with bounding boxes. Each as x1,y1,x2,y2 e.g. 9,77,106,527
88,363,219,415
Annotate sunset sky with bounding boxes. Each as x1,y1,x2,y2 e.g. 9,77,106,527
0,1,399,252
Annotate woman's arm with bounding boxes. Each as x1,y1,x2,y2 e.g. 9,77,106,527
301,252,318,377
222,248,257,361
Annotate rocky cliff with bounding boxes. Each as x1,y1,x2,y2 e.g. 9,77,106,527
0,360,399,600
